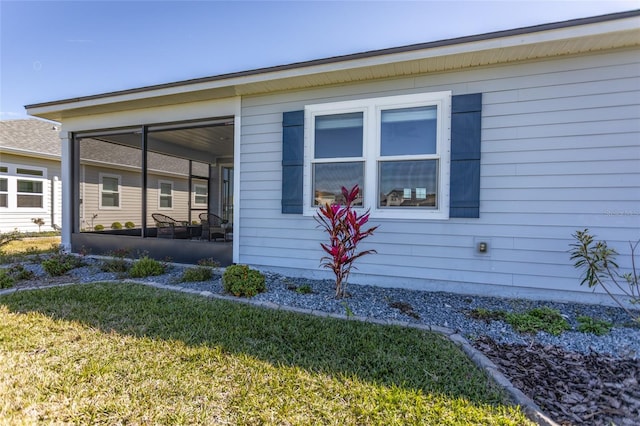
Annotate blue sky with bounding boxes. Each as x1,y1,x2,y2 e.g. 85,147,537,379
1,0,637,120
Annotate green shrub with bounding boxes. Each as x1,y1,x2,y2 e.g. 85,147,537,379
100,249,131,274
222,264,265,297
129,256,165,278
111,222,123,230
505,307,570,336
295,284,313,295
124,221,135,229
197,258,220,268
180,266,213,282
577,316,612,336
94,224,104,231
469,308,507,322
570,229,639,323
7,264,34,281
0,269,15,289
41,253,83,277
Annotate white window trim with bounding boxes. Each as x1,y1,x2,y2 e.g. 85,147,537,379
0,163,48,212
99,173,121,210
193,183,208,208
303,91,451,220
157,180,174,210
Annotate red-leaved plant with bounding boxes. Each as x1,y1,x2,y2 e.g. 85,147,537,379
315,185,378,298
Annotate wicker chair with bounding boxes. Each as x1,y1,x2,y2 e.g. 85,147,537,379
199,213,229,241
151,213,189,239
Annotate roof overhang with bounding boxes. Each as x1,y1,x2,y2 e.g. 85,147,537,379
26,10,640,122
0,146,61,161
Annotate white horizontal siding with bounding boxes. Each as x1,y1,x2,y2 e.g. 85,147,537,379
237,48,640,303
0,154,62,233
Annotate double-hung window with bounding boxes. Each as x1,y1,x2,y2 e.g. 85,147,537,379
100,173,121,209
305,91,451,219
158,180,173,209
16,168,45,208
193,183,208,207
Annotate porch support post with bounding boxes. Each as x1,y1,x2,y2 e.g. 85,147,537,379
141,126,148,237
60,130,73,250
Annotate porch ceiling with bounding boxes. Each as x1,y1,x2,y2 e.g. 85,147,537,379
26,11,640,122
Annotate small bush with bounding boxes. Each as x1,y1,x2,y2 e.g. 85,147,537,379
198,258,220,268
505,307,570,336
41,252,83,277
469,308,507,322
180,266,213,283
129,256,165,278
0,269,15,289
577,316,612,336
124,221,135,229
295,284,313,295
111,222,123,230
7,264,34,281
222,264,265,297
94,224,104,231
100,250,130,274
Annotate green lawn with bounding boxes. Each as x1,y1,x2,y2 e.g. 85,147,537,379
0,283,532,425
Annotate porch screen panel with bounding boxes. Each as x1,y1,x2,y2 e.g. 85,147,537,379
77,132,142,235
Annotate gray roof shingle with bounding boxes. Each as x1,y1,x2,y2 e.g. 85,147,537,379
0,119,61,157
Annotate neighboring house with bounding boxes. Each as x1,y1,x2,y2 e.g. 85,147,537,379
26,11,640,305
0,119,62,233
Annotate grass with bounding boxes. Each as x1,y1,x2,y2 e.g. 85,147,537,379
0,283,532,425
0,236,61,258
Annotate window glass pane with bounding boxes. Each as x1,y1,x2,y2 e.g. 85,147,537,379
17,180,43,194
160,183,172,195
313,162,364,206
0,166,7,173
195,185,207,195
17,168,44,176
159,196,172,208
378,160,438,208
102,177,119,192
101,193,119,207
0,194,6,207
381,106,437,156
0,178,7,192
17,194,43,208
315,112,363,159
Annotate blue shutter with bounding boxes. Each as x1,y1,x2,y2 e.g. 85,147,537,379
450,93,482,218
282,110,305,214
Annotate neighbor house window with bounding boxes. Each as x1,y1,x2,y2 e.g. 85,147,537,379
304,91,451,219
158,180,173,209
193,183,207,207
0,178,7,208
100,173,121,209
17,179,43,208
0,164,47,210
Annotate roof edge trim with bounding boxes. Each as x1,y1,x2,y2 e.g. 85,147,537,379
25,9,640,110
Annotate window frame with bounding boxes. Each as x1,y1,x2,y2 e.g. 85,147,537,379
99,173,121,210
0,163,48,212
157,180,174,210
193,183,208,207
303,91,451,220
